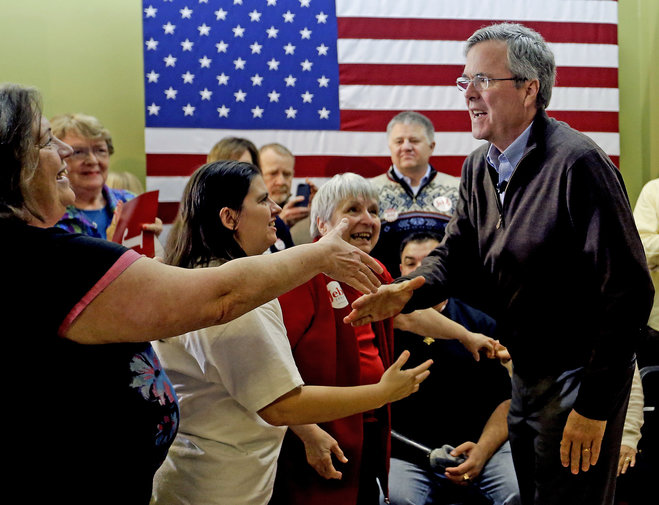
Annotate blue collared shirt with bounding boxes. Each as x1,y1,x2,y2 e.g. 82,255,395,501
486,123,533,203
392,164,432,197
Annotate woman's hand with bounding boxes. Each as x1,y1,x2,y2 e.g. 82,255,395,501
377,350,432,403
617,444,637,476
317,218,383,294
291,424,347,480
460,332,497,361
142,216,163,237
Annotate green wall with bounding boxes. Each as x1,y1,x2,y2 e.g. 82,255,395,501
1,0,657,204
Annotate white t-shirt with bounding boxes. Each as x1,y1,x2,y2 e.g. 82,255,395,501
151,299,304,505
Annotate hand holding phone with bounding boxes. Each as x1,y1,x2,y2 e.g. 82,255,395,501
295,183,311,207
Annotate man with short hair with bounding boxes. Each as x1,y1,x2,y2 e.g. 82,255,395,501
370,111,460,277
260,142,313,246
347,23,653,505
389,232,519,505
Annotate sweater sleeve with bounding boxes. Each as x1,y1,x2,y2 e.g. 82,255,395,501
566,150,654,419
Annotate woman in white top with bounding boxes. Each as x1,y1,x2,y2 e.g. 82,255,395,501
151,161,432,505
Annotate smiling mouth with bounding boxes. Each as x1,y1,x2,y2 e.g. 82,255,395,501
471,110,487,119
351,232,372,241
56,167,69,180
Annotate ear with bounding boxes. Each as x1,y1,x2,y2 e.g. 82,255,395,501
317,216,329,236
429,141,436,154
524,79,540,108
219,207,239,230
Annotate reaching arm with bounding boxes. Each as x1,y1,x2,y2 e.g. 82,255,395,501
66,219,383,344
394,308,496,360
257,350,432,426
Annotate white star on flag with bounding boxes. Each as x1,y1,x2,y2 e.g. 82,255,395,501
146,71,159,83
198,24,210,36
147,103,160,115
267,58,280,70
234,89,247,102
199,56,212,68
301,91,313,103
251,106,264,118
300,59,313,71
163,22,176,34
215,8,227,21
144,5,157,18
181,39,194,51
266,26,279,38
216,73,229,85
216,41,228,53
268,90,281,102
182,103,195,116
283,43,295,55
233,25,245,37
180,7,193,19
164,87,177,99
163,54,177,67
318,107,330,119
285,106,297,118
199,88,213,100
145,38,158,50
249,10,262,22
217,105,230,117
283,10,295,22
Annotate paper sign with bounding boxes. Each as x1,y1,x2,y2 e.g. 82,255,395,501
111,190,159,257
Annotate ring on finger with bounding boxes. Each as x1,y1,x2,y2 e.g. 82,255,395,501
463,474,470,481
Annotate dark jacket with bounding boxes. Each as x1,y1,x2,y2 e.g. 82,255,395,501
401,110,653,420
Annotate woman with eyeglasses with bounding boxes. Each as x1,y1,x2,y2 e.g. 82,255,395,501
51,112,161,239
0,82,386,505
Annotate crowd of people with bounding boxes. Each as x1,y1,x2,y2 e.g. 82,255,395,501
1,21,656,505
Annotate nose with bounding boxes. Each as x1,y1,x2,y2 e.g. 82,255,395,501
57,138,74,159
465,79,479,101
359,209,377,225
269,198,282,217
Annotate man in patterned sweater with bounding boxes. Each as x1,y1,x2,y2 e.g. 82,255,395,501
371,111,461,277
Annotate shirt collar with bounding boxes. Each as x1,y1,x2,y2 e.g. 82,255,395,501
486,122,534,172
392,164,433,188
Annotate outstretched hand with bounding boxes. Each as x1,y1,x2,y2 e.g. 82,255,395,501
317,218,383,294
344,276,425,326
378,350,432,403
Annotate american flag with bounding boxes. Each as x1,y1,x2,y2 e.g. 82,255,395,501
142,0,619,224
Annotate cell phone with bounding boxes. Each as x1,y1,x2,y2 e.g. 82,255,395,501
294,183,311,207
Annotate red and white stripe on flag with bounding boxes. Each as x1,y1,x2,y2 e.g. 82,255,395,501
145,0,619,224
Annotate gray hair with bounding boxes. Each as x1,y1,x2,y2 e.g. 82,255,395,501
259,142,295,162
465,22,556,109
310,172,378,239
386,111,435,144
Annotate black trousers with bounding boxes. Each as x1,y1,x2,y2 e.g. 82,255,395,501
508,366,632,505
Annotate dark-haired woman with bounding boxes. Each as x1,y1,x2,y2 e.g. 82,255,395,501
0,82,386,505
151,161,432,505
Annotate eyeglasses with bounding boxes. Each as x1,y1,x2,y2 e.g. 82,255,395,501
456,75,527,92
69,145,110,161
